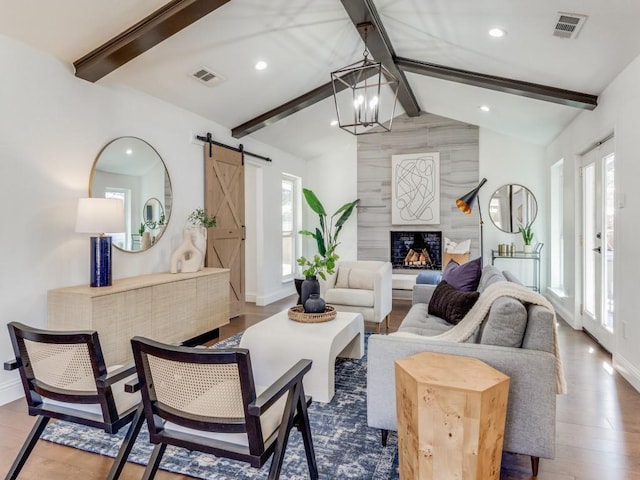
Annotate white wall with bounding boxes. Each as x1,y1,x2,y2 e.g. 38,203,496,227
479,129,547,288
305,142,358,262
0,34,306,404
546,52,640,392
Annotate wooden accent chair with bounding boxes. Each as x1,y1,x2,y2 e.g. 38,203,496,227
4,321,144,480
130,337,318,480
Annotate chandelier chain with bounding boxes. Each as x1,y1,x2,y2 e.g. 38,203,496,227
362,25,370,60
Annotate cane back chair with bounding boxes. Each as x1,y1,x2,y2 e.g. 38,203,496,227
130,336,318,480
4,322,144,480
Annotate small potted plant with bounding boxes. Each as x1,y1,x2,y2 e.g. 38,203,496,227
187,208,217,228
519,222,534,253
185,208,216,269
139,222,151,250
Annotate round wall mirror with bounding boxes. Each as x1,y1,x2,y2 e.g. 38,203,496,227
90,137,172,252
488,184,537,233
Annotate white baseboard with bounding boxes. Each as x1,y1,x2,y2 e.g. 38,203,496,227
0,378,22,406
255,285,296,306
613,353,640,394
245,291,256,303
545,293,577,329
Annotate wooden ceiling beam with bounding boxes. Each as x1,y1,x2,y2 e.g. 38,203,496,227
231,69,378,139
73,0,230,82
232,81,336,139
395,56,598,110
339,0,420,117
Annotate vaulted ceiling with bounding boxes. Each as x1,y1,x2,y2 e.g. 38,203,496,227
3,0,640,159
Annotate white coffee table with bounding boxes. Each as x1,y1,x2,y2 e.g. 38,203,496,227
239,310,364,403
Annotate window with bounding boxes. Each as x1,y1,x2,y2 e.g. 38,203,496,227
550,160,564,293
282,175,300,281
104,188,129,250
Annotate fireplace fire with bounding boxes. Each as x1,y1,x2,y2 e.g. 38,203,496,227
390,231,442,270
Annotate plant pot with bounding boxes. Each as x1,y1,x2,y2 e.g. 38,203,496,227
294,277,305,305
523,244,533,253
301,275,320,307
304,293,326,313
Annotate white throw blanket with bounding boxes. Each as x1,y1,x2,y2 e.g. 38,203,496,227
430,281,567,394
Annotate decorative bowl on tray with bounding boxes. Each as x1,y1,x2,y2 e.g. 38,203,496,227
287,305,337,323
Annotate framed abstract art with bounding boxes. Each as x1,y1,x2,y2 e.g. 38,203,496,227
391,152,440,225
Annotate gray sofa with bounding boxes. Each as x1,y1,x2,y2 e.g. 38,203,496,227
367,265,557,473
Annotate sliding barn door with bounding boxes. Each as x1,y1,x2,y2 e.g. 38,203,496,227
204,143,245,318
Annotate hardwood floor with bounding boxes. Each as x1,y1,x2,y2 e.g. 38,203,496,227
1,296,639,479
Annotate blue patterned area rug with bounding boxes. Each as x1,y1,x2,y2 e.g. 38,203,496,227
40,333,400,479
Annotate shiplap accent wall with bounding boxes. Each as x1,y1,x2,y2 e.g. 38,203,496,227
357,112,480,268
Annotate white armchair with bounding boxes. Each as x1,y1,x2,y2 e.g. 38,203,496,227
321,261,393,333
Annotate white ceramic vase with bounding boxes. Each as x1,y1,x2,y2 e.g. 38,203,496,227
170,229,203,273
523,244,533,253
186,225,207,269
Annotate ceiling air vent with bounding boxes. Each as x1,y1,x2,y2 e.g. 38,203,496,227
190,66,224,87
553,13,588,39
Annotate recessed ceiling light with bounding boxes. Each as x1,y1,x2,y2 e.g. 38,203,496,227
330,120,339,127
125,148,133,155
489,27,506,38
479,105,491,112
255,61,268,71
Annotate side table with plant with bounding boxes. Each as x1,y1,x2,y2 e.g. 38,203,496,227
297,188,359,310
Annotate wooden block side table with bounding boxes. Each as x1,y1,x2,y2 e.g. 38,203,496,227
395,352,510,480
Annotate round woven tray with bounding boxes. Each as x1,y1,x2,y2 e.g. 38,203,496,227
288,305,337,323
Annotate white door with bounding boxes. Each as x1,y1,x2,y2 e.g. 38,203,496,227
580,138,615,351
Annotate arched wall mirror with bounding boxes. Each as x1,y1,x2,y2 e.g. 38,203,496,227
488,184,538,233
90,137,173,252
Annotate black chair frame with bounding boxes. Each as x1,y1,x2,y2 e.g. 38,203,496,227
130,336,318,480
4,321,144,480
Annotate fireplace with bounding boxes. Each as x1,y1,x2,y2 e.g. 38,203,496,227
390,231,442,270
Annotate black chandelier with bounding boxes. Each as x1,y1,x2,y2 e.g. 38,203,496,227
330,23,399,135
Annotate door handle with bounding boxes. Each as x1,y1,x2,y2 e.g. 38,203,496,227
592,246,601,253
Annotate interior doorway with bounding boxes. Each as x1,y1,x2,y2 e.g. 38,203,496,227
580,136,615,351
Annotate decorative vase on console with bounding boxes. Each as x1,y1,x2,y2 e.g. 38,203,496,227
186,225,207,269
170,229,203,273
186,208,217,270
304,293,325,313
301,275,320,308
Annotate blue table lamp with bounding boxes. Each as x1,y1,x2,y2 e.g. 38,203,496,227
75,198,125,287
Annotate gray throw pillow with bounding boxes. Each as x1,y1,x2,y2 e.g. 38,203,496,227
479,296,528,347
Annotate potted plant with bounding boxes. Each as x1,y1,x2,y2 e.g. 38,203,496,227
186,208,216,269
187,208,217,228
297,188,359,307
139,222,152,250
519,222,534,253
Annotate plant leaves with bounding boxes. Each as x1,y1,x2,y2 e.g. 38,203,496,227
302,188,326,216
315,228,326,257
334,200,359,229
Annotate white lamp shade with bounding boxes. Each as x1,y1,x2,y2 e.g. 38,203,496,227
75,198,125,234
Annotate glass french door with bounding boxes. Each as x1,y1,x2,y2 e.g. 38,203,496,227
581,138,615,351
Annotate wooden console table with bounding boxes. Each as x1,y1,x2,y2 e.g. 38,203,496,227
395,352,510,480
47,268,230,365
